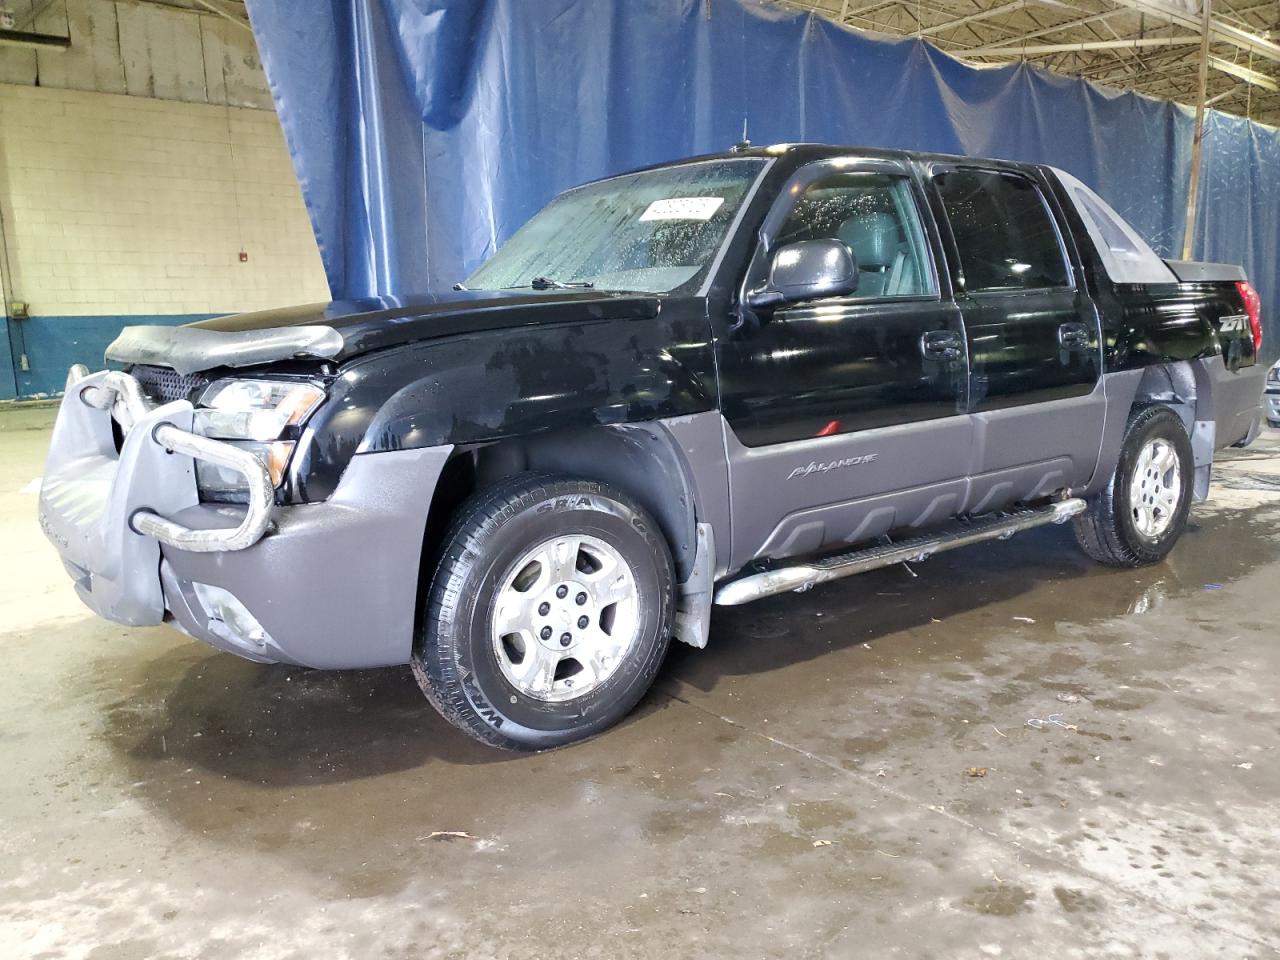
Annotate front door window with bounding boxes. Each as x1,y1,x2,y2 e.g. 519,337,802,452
774,172,937,300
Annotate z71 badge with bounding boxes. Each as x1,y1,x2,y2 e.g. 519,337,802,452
787,454,879,480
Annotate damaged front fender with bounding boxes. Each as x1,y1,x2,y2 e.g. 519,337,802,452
291,299,718,501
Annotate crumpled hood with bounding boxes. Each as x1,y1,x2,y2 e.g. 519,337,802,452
195,289,662,359
108,289,663,372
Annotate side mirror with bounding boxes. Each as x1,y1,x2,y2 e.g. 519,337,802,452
748,239,859,309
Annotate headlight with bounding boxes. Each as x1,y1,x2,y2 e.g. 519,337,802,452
192,378,325,501
1268,365,1280,385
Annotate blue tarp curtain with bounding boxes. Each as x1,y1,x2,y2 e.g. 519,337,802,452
244,0,1279,356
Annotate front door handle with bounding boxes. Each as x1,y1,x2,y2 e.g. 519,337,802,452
920,329,963,362
1058,321,1091,351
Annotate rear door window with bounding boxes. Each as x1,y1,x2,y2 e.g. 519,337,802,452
934,169,1070,292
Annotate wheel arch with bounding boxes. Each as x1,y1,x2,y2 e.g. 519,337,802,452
1088,362,1214,502
490,425,701,581
1132,361,1212,429
417,423,708,585
1133,362,1216,501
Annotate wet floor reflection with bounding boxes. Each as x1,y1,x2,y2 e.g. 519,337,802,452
666,507,1280,692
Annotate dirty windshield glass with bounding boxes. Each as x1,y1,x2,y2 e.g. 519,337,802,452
465,159,767,294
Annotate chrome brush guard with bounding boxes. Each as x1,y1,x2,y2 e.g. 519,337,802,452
39,365,275,626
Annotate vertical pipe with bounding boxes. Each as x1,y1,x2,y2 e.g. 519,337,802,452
1181,0,1213,261
0,200,22,399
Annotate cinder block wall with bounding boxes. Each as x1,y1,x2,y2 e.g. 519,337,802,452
0,83,329,398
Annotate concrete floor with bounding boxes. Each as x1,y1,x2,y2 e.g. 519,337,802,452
2,405,1279,960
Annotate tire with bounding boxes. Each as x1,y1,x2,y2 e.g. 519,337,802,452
1073,405,1194,567
412,473,675,751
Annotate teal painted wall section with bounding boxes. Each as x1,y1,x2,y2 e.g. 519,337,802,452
6,314,215,399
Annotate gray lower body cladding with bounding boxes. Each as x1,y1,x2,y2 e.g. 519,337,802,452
160,446,451,669
38,369,452,669
722,383,1106,570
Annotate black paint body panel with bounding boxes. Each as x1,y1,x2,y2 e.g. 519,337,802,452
288,296,717,502
716,298,969,446
1041,173,1256,373
180,145,1255,507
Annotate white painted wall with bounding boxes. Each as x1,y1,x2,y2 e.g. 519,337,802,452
0,0,329,396
0,83,328,317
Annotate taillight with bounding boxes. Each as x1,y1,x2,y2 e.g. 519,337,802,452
1236,280,1263,352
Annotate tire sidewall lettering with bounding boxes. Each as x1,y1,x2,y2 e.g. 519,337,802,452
421,477,675,749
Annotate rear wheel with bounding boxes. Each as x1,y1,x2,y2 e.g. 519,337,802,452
412,473,674,751
1073,405,1194,567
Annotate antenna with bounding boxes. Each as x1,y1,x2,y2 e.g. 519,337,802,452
732,116,751,153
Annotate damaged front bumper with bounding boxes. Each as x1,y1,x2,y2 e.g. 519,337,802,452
39,365,452,669
41,366,273,616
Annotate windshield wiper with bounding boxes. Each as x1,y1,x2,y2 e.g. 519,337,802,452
530,276,594,290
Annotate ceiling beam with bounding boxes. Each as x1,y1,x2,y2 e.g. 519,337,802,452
1205,83,1242,104
1101,0,1280,63
966,34,1202,55
939,9,1123,49
779,0,1280,125
815,0,1035,38
916,0,1029,36
1209,54,1280,91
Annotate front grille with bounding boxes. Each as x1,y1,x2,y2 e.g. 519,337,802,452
130,365,209,405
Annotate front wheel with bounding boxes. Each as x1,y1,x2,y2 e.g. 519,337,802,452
412,474,674,751
1073,405,1194,567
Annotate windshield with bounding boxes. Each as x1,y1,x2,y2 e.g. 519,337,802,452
465,158,768,295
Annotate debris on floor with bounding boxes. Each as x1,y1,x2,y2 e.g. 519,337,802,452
1026,714,1078,731
965,767,988,778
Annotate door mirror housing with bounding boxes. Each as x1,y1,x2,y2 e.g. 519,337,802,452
748,239,859,309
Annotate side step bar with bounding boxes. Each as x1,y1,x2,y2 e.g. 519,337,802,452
714,498,1087,607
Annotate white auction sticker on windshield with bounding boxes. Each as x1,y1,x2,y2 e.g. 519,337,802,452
639,197,725,222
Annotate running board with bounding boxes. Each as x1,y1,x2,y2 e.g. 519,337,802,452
713,498,1087,607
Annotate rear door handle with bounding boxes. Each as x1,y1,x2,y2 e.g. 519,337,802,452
1058,322,1091,350
920,329,963,362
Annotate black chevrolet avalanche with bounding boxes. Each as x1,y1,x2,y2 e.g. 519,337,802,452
41,144,1268,749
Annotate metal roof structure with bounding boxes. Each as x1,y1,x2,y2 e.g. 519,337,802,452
780,0,1280,126
7,0,1273,125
